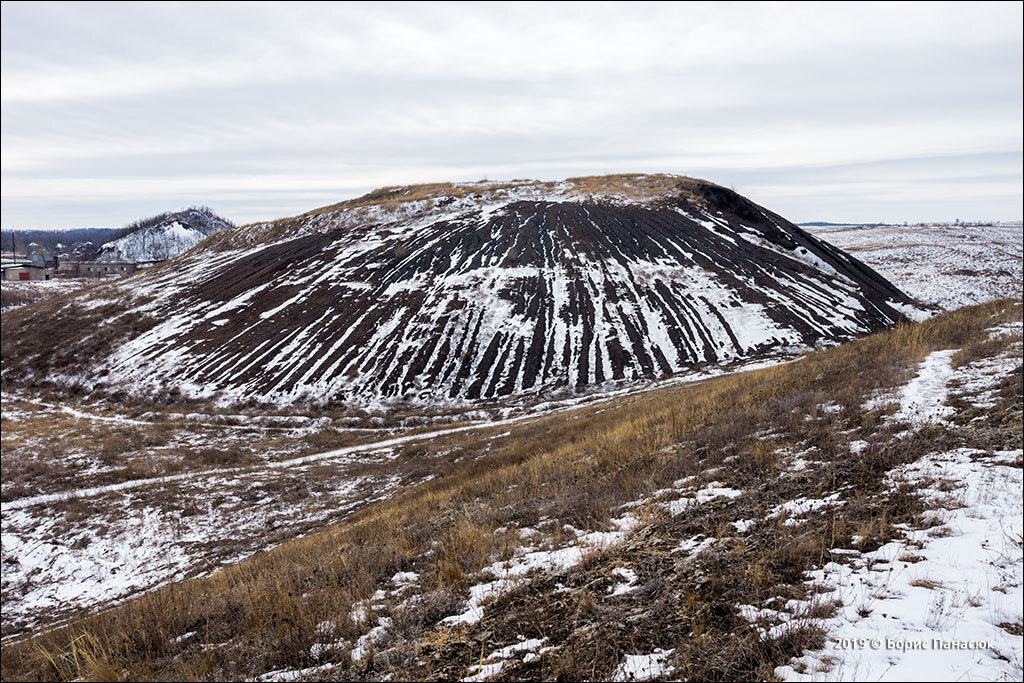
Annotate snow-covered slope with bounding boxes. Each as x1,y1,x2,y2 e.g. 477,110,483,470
806,222,1023,310
3,175,922,406
95,207,231,262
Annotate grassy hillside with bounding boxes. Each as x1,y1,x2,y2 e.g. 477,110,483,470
2,299,1020,681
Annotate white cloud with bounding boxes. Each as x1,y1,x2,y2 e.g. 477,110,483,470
2,1,1021,228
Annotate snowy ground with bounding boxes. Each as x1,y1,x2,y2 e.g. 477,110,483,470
775,446,1022,681
807,222,1023,310
0,393,470,636
0,439,409,637
771,337,1023,681
0,392,412,502
0,278,94,312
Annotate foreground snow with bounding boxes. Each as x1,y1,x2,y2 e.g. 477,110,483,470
290,316,1021,683
772,329,1023,681
776,445,1022,681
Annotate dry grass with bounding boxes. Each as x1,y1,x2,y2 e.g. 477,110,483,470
200,173,723,251
0,410,250,500
0,289,156,388
1,280,95,311
308,174,713,218
1,299,1020,681
0,287,37,310
1,392,456,503
953,330,1023,368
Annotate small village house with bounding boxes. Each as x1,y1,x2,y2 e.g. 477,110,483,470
1,258,53,281
57,260,138,278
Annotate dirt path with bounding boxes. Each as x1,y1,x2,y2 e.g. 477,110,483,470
1,415,520,511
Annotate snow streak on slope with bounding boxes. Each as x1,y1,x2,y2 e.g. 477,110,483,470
6,180,920,406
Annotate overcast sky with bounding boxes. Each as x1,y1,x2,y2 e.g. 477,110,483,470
2,1,1022,230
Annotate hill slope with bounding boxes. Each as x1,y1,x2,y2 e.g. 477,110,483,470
1,175,920,406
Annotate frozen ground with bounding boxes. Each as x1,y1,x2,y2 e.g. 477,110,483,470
776,446,1022,681
773,331,1023,681
0,278,93,312
0,435,409,637
807,222,1023,310
0,393,515,637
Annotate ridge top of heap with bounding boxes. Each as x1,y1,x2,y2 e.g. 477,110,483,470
204,174,729,251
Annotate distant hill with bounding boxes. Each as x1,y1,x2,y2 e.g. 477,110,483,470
797,221,895,227
2,207,233,263
95,206,233,262
1,228,118,260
